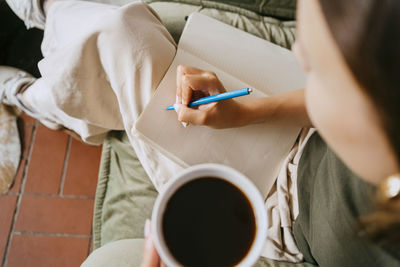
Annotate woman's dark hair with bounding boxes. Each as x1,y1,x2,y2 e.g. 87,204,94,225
318,0,400,251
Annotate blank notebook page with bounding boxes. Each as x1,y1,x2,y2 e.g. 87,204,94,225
134,13,305,197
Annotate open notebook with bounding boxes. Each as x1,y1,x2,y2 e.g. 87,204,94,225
134,13,306,197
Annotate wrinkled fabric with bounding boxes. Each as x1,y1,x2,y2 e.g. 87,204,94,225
23,0,307,263
90,132,315,267
23,0,184,189
262,128,315,262
145,0,297,20
0,104,20,194
5,0,46,29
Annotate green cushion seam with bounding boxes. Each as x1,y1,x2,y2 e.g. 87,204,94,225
259,6,295,20
92,136,112,250
145,0,294,21
201,0,262,20
144,0,295,19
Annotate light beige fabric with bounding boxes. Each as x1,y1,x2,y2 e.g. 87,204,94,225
0,104,21,194
24,1,306,262
81,238,314,267
262,128,315,262
81,239,145,267
5,0,46,29
23,0,185,188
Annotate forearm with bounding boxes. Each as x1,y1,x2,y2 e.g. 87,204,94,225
238,89,312,127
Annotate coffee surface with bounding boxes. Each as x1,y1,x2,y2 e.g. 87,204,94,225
162,177,256,267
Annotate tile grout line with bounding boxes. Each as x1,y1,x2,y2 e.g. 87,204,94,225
21,124,35,160
4,192,18,196
22,192,94,199
58,136,72,196
13,231,91,238
2,121,38,267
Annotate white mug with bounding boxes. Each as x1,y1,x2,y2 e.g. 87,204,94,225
151,163,267,267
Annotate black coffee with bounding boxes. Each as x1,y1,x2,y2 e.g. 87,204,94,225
162,177,256,267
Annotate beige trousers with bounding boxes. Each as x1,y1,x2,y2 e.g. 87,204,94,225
27,2,305,263
24,0,185,189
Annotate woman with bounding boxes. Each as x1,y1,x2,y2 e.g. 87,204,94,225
3,0,399,265
140,0,400,266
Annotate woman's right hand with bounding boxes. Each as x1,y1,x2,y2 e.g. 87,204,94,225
174,65,246,129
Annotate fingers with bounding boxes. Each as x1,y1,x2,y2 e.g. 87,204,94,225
174,103,210,126
180,73,225,105
140,220,160,267
181,76,193,105
176,66,183,104
175,65,227,128
176,65,204,104
176,65,224,104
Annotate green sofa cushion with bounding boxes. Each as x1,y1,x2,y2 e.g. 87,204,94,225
94,131,314,266
148,1,296,46
92,1,310,266
93,132,157,248
146,0,297,20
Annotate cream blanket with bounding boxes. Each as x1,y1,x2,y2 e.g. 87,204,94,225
0,104,21,194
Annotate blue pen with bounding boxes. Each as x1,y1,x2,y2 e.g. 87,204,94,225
166,87,252,110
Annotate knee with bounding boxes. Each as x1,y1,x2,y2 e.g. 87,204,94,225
97,2,175,51
95,3,176,74
82,239,145,267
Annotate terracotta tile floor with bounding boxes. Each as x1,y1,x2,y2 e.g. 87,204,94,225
0,114,102,267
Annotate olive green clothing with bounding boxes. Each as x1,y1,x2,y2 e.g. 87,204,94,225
293,133,400,266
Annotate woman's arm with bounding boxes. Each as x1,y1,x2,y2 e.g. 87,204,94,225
238,89,312,127
174,65,312,128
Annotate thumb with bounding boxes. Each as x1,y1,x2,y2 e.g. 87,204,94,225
140,220,160,267
174,104,206,126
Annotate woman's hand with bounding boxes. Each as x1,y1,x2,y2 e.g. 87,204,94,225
174,65,245,129
140,220,166,267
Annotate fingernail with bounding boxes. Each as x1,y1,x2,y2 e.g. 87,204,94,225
173,104,180,113
145,233,153,249
176,95,179,104
173,104,188,128
144,219,150,238
144,219,153,249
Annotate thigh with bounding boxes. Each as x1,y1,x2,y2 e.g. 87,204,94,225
40,0,176,131
43,0,119,53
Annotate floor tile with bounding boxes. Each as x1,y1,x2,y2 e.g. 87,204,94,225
15,195,94,235
21,123,34,159
0,195,17,264
63,139,102,196
7,234,90,267
20,113,36,126
24,125,68,194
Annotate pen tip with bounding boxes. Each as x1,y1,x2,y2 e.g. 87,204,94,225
248,88,253,93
